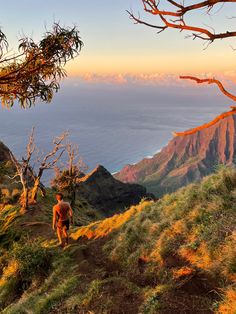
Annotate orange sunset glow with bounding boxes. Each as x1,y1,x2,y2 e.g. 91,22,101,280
0,1,236,313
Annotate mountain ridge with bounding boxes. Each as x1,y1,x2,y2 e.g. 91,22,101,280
0,142,153,214
115,109,236,196
77,164,154,216
0,141,12,163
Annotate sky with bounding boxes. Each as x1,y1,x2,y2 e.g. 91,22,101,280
1,1,236,176
1,0,236,80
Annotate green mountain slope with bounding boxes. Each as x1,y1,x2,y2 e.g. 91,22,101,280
0,167,235,313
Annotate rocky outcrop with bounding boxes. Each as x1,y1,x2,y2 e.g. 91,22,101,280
0,142,20,202
0,142,12,163
77,165,153,216
0,141,14,184
115,110,236,196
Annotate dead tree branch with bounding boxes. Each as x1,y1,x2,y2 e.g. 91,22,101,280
128,0,236,42
129,1,236,106
9,128,35,211
30,131,68,202
51,142,87,207
180,76,236,103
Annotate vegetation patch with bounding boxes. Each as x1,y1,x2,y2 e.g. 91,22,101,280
0,167,235,313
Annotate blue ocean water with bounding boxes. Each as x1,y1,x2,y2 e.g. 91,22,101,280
0,79,230,183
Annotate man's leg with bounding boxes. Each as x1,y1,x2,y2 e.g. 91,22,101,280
62,226,69,246
57,227,64,247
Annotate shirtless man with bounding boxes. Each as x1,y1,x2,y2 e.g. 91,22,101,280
52,193,73,247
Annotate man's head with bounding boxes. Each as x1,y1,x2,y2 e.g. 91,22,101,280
56,193,63,202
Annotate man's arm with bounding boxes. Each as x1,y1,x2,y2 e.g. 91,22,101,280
69,205,74,224
52,206,57,230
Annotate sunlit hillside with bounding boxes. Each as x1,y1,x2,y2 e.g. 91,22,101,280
1,0,236,313
0,167,235,313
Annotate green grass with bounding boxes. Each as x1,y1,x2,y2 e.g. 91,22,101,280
1,245,80,314
0,166,236,313
77,166,236,312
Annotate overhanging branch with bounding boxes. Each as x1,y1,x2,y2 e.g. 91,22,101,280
129,1,236,42
180,76,236,102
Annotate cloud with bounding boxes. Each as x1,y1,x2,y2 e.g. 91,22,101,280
71,71,236,88
74,73,180,86
81,73,128,84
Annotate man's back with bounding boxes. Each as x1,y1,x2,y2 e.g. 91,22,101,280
53,193,74,247
54,201,71,221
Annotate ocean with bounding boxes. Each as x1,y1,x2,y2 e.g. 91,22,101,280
0,79,230,184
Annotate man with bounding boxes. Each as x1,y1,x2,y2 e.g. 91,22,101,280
52,193,73,247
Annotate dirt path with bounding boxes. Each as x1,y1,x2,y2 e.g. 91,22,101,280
17,205,143,313
18,205,219,314
66,237,144,314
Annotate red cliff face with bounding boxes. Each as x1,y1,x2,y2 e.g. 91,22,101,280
115,112,236,196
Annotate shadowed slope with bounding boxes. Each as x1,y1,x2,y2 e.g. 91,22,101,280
77,165,153,216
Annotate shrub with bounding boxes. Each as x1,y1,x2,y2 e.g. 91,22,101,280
0,239,53,308
10,240,53,281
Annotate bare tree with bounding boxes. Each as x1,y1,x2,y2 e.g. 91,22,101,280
9,128,35,211
0,23,83,108
8,129,68,209
30,132,68,203
128,0,236,102
51,142,87,207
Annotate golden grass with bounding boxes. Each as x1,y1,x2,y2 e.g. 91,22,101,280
0,261,19,286
0,167,236,313
218,288,236,314
172,266,194,279
71,200,152,240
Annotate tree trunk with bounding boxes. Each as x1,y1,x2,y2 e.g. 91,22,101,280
31,177,40,203
31,168,44,203
21,185,29,211
19,171,29,211
25,187,29,210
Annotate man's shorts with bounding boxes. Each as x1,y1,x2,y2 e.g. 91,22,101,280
57,219,70,231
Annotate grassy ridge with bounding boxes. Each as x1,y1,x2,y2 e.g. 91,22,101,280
72,166,236,313
0,167,235,313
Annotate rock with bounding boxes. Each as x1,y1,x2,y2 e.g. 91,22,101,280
115,110,236,196
77,165,154,216
0,142,12,163
0,142,20,202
